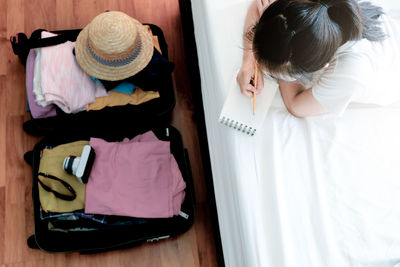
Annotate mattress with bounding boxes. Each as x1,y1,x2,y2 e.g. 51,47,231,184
191,0,400,266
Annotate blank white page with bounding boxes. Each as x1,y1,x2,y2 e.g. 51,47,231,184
219,73,278,136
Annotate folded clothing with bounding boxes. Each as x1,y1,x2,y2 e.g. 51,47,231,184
26,49,57,118
90,77,137,94
33,31,108,113
97,48,174,92
86,88,160,111
144,25,162,54
38,141,88,213
85,131,186,218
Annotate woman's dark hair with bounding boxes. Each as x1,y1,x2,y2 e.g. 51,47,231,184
249,0,385,77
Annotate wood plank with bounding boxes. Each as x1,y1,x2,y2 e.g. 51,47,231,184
6,0,26,118
5,62,25,116
5,263,25,267
114,242,162,267
55,0,75,29
161,228,200,267
70,0,107,28
0,188,5,265
194,204,219,267
24,0,56,34
5,115,26,205
4,203,26,264
0,78,6,188
0,1,7,76
6,0,24,38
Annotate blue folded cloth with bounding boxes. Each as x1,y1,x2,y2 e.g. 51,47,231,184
90,77,137,94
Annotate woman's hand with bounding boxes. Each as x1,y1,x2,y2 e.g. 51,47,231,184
237,60,264,98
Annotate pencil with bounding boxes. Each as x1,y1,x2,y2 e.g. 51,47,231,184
253,62,258,115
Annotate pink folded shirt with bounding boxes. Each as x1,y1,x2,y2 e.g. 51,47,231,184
37,31,108,113
85,131,186,218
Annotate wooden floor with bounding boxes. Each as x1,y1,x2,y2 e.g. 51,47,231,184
0,0,219,266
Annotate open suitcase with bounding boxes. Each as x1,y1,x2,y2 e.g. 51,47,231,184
23,125,195,253
12,23,195,253
11,24,176,136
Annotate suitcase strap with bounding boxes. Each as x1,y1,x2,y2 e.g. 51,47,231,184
10,29,81,65
38,172,77,201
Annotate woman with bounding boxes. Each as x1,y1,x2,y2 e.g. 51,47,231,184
237,0,400,117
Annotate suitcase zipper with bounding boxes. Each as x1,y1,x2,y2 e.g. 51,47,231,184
146,235,170,243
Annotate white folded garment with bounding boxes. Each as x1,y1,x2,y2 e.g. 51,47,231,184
32,31,108,113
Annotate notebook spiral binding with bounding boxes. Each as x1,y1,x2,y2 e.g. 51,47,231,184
219,116,256,136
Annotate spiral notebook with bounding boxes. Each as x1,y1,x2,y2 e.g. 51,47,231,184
219,74,278,136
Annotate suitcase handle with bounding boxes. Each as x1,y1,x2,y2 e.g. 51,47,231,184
10,29,81,64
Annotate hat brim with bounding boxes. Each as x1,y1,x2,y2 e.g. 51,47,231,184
75,20,154,81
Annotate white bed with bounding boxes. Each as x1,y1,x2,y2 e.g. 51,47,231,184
190,0,400,266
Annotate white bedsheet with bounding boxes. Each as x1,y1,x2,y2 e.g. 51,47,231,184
191,0,400,266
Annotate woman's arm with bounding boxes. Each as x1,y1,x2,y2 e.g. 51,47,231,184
278,80,327,117
242,0,262,64
237,0,273,97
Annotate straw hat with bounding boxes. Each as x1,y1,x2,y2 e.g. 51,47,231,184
75,11,154,81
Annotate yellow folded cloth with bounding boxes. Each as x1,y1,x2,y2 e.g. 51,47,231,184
86,88,160,111
144,25,162,54
38,141,88,212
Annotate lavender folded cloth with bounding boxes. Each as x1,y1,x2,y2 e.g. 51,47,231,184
85,131,186,218
26,49,57,118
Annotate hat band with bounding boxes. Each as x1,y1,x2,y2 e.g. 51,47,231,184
88,39,142,67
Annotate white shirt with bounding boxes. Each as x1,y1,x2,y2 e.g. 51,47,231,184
312,13,400,115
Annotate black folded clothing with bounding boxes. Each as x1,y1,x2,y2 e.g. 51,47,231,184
98,48,174,92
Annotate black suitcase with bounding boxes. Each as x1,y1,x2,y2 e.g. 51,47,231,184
11,24,176,136
24,124,195,253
